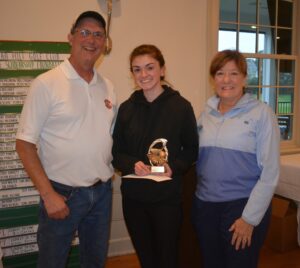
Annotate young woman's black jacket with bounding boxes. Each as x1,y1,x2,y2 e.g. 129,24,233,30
112,85,199,204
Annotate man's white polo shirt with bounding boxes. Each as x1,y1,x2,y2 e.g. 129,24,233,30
17,59,117,186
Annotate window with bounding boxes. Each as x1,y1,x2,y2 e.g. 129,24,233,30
218,0,296,141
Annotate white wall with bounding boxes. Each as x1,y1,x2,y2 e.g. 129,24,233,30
1,0,208,115
0,0,210,256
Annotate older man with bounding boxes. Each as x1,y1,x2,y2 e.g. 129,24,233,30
16,11,116,268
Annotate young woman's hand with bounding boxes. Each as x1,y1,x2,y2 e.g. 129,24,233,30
162,163,172,178
134,161,151,176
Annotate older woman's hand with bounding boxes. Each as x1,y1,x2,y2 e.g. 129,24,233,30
229,217,254,250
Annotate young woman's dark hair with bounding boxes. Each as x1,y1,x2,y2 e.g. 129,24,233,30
129,44,165,80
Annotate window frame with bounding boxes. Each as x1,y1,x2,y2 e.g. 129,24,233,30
206,0,300,153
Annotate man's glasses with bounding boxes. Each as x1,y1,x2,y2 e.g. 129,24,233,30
74,29,106,39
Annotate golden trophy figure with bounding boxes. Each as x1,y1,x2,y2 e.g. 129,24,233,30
147,138,168,173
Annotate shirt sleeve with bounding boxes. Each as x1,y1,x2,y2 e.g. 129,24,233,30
16,77,51,144
112,103,140,175
242,105,280,226
169,102,199,175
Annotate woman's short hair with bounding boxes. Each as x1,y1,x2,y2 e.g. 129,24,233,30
210,50,247,77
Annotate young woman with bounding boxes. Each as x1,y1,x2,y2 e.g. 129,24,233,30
192,50,280,268
112,44,198,268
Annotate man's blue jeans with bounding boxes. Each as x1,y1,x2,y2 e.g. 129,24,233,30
37,179,112,268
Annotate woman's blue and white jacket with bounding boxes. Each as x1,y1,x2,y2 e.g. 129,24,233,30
196,93,280,226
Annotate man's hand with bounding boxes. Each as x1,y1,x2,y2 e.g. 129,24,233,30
42,191,70,220
16,139,70,220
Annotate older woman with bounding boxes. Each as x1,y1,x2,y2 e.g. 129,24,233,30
192,50,280,268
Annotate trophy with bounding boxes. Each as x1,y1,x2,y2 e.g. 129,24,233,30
147,138,168,173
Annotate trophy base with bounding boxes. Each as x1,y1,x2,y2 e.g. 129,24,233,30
151,166,165,173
